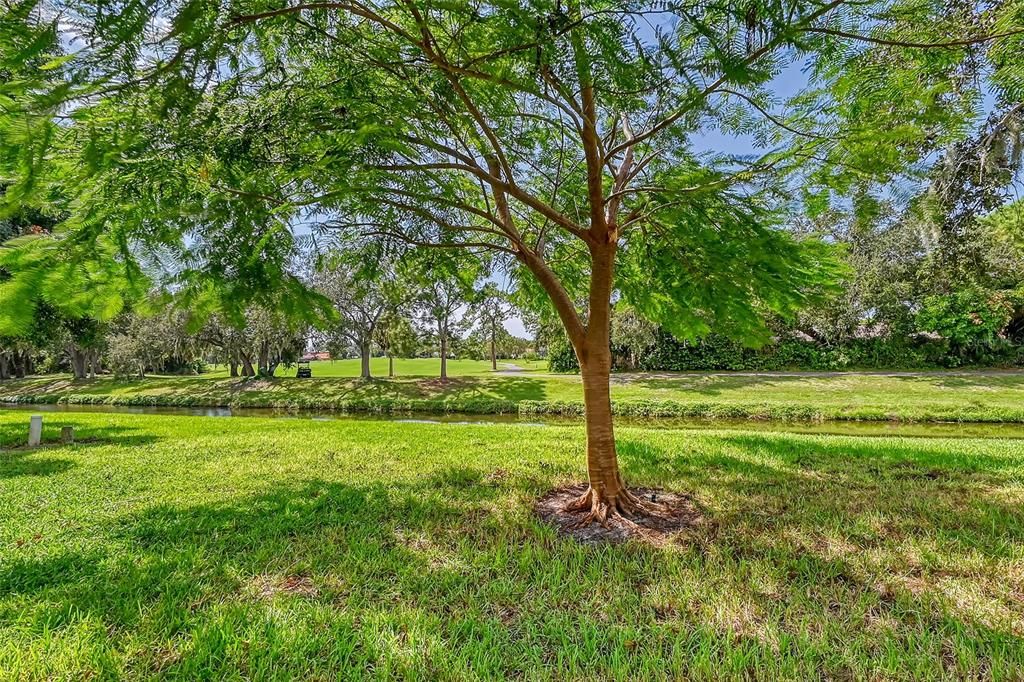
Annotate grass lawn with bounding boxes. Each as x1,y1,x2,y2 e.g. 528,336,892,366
4,369,1024,422
204,358,551,378
1,410,1022,679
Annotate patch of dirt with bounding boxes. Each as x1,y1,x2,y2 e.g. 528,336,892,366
250,574,319,599
484,468,510,486
534,483,705,545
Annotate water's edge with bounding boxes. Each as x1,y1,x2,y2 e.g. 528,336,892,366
5,402,1024,440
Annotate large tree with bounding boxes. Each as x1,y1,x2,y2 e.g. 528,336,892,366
4,0,1021,527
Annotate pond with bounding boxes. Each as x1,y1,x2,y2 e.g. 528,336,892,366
4,402,1024,440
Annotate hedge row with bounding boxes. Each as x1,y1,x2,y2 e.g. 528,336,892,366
4,392,1023,423
549,333,1024,373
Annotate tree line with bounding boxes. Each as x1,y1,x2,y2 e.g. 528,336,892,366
0,240,531,380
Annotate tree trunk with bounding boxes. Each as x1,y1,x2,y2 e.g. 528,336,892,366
490,324,497,371
258,344,270,376
0,353,9,380
69,346,87,380
13,352,25,379
439,329,448,381
359,340,372,379
561,243,652,523
577,346,625,501
229,360,239,378
241,355,255,377
388,353,394,378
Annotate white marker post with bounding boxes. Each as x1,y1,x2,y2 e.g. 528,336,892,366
28,415,43,447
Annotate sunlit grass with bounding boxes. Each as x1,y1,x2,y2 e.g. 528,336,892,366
203,357,551,378
1,410,1022,678
4,370,1024,422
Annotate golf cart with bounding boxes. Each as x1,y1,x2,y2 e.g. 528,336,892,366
296,360,312,378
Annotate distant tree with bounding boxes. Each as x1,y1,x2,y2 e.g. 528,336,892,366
375,311,418,378
312,248,401,379
245,307,307,377
411,254,479,381
467,284,513,371
200,317,251,378
917,288,1016,362
611,305,658,371
105,307,202,377
200,308,305,377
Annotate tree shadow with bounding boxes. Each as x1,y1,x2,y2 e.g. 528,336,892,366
617,370,1024,396
621,373,808,395
3,431,1022,677
619,431,1024,576
0,476,524,676
0,420,161,480
0,420,158,450
0,450,76,478
614,432,1024,675
887,372,1024,390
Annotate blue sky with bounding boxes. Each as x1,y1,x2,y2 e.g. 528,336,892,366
500,61,815,338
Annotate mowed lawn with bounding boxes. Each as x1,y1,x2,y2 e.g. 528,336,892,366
211,358,551,378
1,411,1022,679
4,368,1024,422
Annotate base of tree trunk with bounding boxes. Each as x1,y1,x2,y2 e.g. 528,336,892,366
534,483,703,544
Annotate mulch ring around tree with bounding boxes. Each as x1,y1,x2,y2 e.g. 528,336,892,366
534,483,705,545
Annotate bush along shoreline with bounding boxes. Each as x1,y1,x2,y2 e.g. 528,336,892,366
3,390,1024,424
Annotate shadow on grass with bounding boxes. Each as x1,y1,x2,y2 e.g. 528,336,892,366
2,433,1023,677
619,433,1024,557
620,370,1024,396
3,374,554,405
0,420,161,479
0,451,76,478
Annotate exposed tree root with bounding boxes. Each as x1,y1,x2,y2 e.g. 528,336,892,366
535,483,703,544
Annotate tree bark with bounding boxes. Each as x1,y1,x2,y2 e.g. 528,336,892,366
490,324,497,371
560,242,652,524
388,354,394,378
258,344,270,376
359,339,372,379
229,360,239,377
241,354,255,377
0,353,9,380
439,332,448,380
68,346,87,380
578,347,624,498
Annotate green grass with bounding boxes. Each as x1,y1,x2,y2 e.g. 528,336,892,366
204,358,550,378
4,370,1024,422
1,410,1022,679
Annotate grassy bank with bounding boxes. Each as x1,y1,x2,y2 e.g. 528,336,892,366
205,357,551,378
4,370,1024,422
1,410,1022,678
